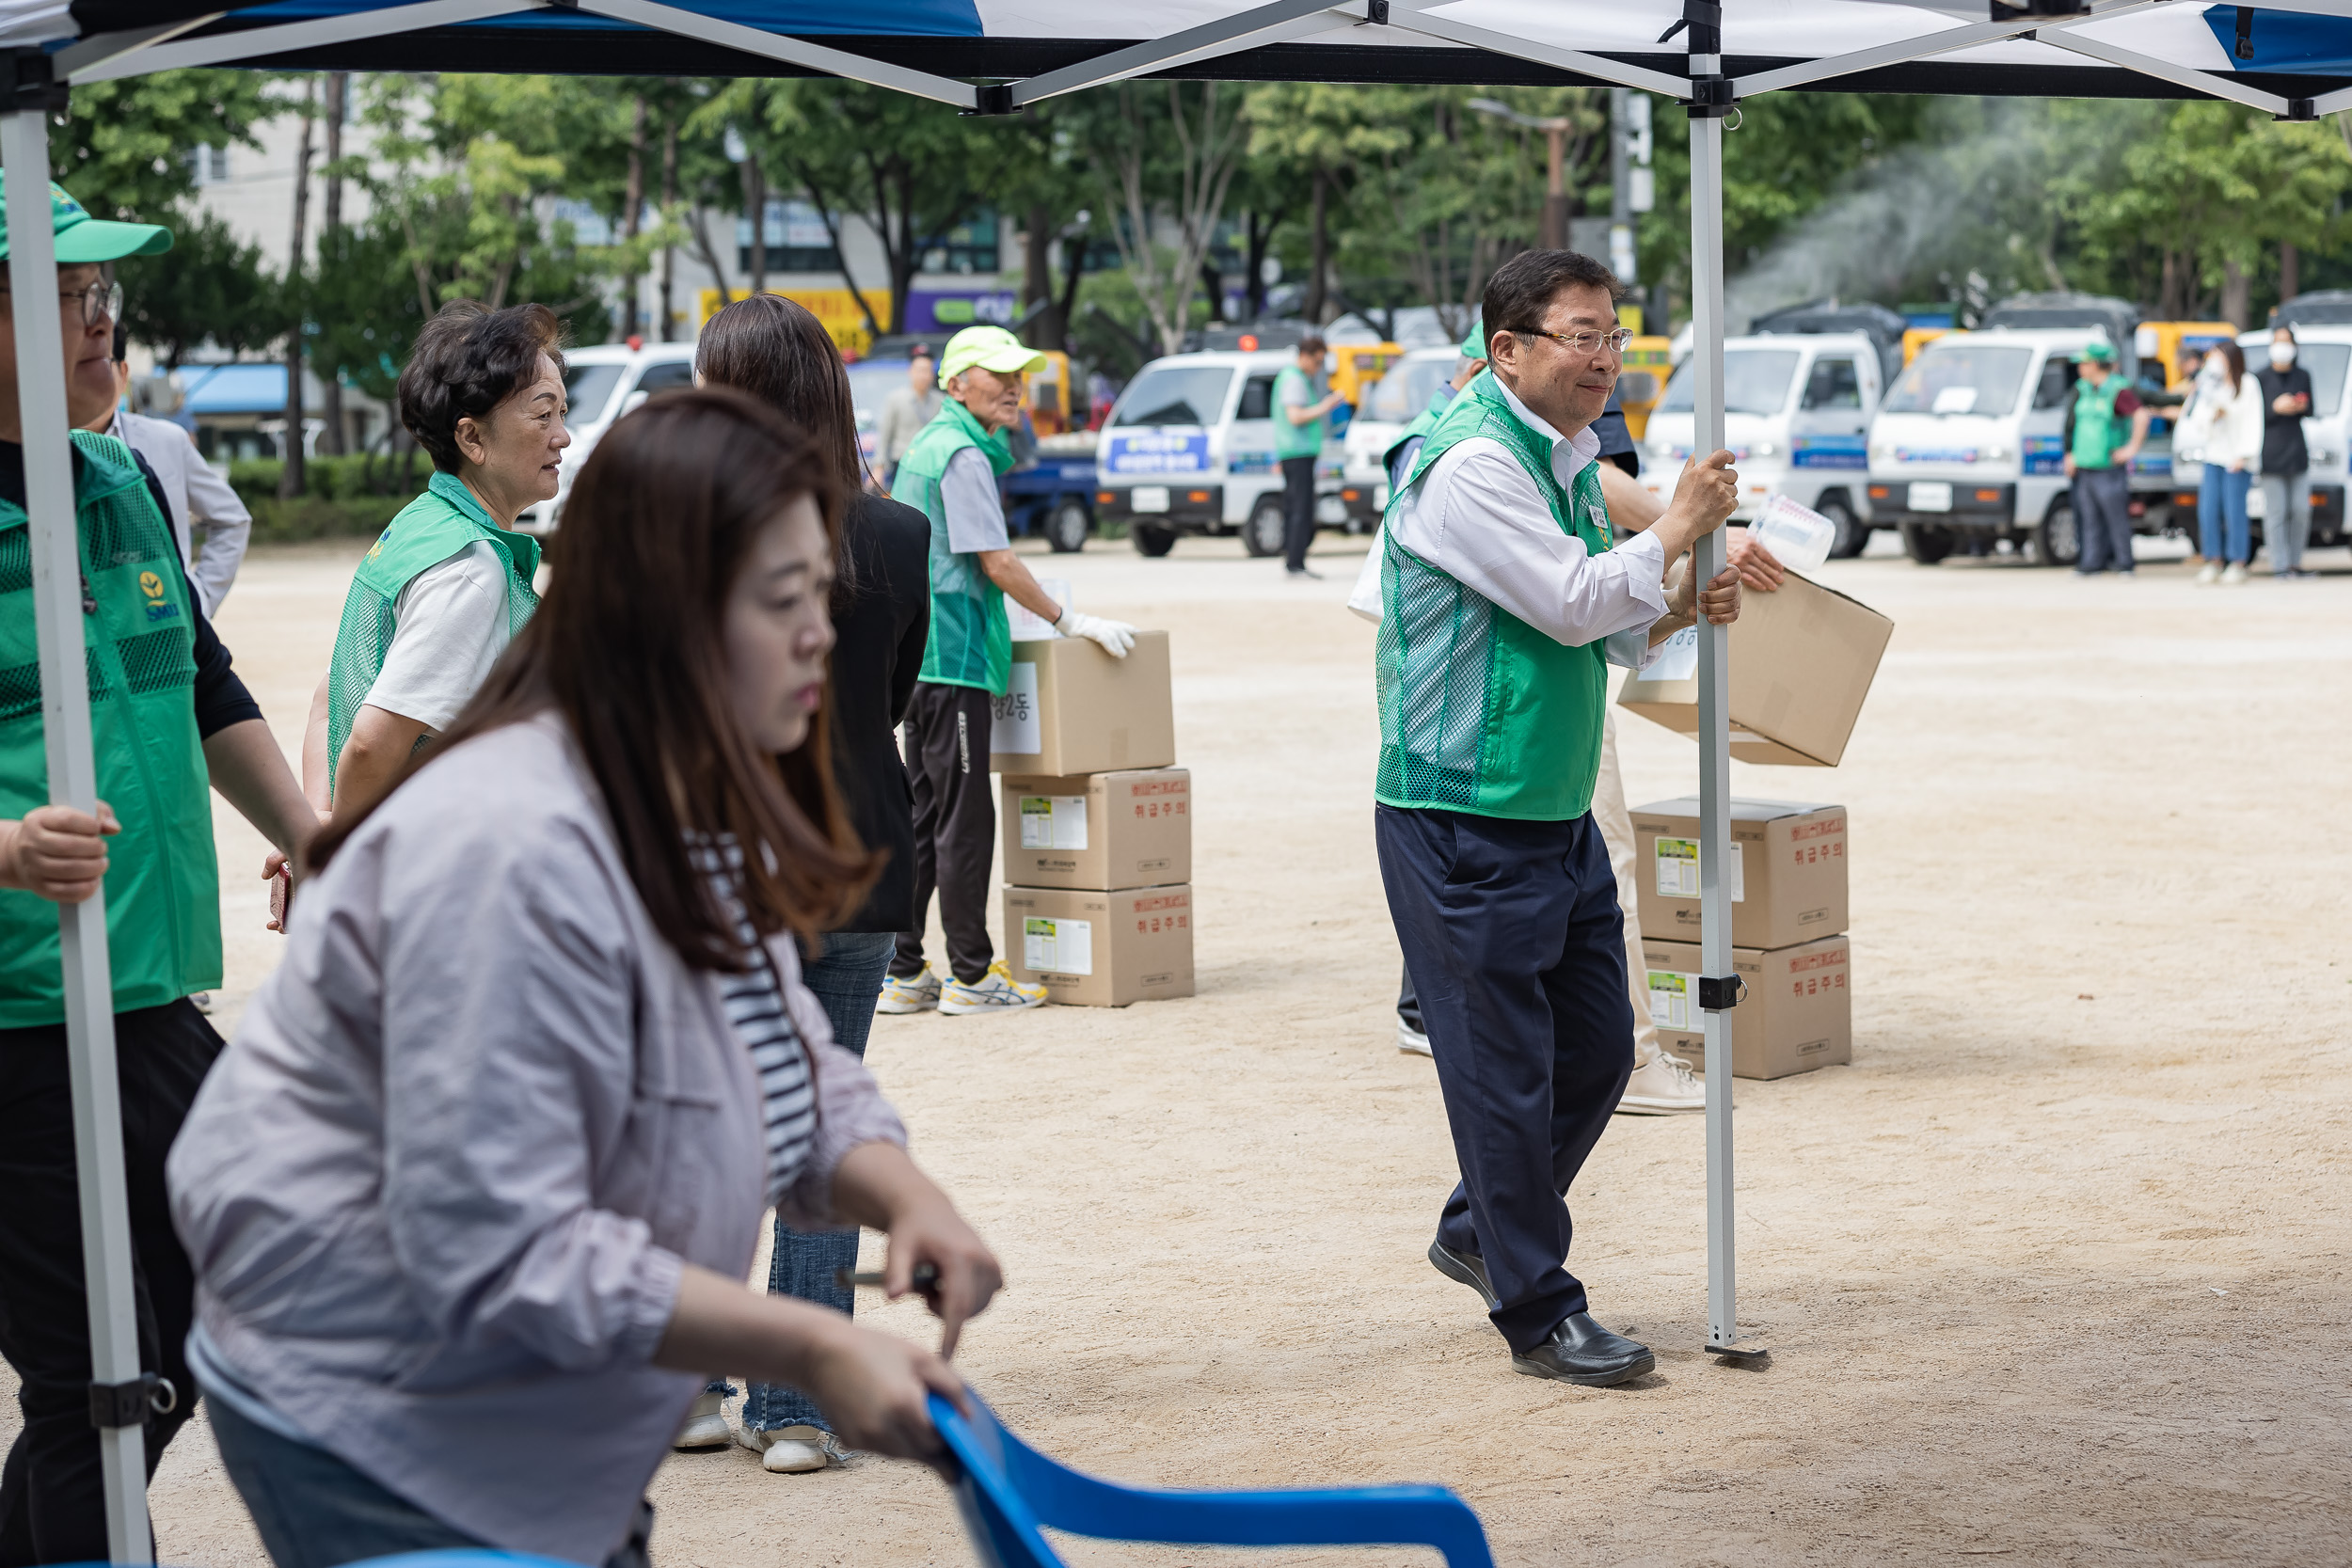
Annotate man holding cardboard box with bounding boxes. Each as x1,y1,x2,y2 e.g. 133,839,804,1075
1375,250,1740,1387
882,325,1137,1016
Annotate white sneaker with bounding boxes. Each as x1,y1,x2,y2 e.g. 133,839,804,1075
672,1388,731,1449
2196,562,2221,585
1616,1050,1706,1115
2220,562,2248,585
188,991,214,1015
877,965,942,1014
937,962,1047,1015
737,1423,841,1474
1396,1018,1432,1057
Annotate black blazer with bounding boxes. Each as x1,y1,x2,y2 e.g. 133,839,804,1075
829,493,930,933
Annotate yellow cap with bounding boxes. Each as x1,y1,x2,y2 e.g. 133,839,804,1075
939,325,1046,387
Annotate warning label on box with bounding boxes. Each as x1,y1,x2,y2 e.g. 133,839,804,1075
1024,915,1092,975
1653,838,1743,901
1019,795,1089,849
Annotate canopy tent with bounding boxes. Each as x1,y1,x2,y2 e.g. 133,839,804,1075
7,1,2349,1560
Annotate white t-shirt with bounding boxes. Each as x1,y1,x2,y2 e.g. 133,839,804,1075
363,542,513,732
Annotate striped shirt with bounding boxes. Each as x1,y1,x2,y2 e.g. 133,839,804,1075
690,836,816,1207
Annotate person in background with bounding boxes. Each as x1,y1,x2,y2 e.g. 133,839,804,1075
169,390,1002,1568
2169,349,2211,569
2059,341,2150,578
691,293,930,1474
1277,334,1347,579
879,325,1136,1018
0,177,316,1565
84,325,251,617
2192,341,2265,586
303,302,564,816
875,346,940,486
2255,325,2315,580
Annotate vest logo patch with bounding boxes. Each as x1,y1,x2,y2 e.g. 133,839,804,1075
137,570,178,623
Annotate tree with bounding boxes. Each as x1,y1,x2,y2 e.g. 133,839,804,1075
53,71,276,224
117,212,279,367
1074,82,1248,355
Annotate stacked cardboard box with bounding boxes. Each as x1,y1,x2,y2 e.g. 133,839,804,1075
1632,797,1851,1080
992,632,1193,1006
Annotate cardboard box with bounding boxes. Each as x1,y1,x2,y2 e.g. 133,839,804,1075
1640,934,1851,1081
1000,768,1191,891
988,631,1175,776
1631,797,1847,949
1616,571,1893,766
1003,884,1195,1007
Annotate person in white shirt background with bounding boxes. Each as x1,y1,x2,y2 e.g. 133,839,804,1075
86,324,251,617
875,346,942,485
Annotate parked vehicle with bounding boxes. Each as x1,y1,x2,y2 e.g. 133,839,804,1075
1618,335,1673,440
1639,330,1884,558
1339,345,1458,529
1005,430,1098,553
1090,349,1343,558
2165,324,2351,550
518,341,697,532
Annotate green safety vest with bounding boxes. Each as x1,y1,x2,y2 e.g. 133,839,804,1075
2071,375,2128,469
0,433,220,1026
324,471,540,792
1375,373,1613,823
1273,364,1325,460
893,399,1016,695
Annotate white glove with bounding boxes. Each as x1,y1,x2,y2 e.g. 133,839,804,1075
1055,608,1137,657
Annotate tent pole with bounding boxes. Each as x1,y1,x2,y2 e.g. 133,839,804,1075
3,98,154,1562
1685,20,1758,1363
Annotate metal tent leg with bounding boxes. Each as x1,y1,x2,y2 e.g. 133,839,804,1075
4,102,156,1562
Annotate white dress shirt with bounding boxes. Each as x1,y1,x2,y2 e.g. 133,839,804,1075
104,408,251,617
1387,374,1668,669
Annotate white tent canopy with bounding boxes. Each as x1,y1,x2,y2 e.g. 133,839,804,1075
7,1,2344,1560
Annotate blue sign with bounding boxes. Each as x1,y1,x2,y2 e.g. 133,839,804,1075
1104,432,1212,477
1790,436,1867,470
2024,436,2065,476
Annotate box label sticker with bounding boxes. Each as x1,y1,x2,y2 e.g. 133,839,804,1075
991,662,1040,754
1019,795,1089,849
1646,625,1698,682
1646,970,1697,1032
1024,916,1092,975
1653,839,1743,901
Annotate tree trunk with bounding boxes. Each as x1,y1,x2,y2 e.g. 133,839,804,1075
2221,256,2250,331
1305,171,1327,325
744,153,767,295
1200,255,1225,323
660,115,678,341
319,72,346,455
1055,221,1088,356
1244,210,1273,321
1024,202,1059,348
2280,240,2299,309
280,77,317,500
622,95,647,341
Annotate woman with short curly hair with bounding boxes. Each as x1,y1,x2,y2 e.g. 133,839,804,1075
302,300,569,815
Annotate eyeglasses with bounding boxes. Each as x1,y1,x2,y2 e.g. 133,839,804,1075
65,281,124,327
1517,326,1635,356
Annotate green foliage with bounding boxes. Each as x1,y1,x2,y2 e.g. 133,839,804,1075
244,493,416,545
118,210,280,366
52,71,276,224
229,452,430,509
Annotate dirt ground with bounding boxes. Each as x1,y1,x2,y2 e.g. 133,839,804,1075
10,527,2349,1567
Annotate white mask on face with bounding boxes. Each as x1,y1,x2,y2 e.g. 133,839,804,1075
2271,343,2297,368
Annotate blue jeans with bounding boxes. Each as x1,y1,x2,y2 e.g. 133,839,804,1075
741,929,896,1433
2199,464,2252,564
208,1391,654,1568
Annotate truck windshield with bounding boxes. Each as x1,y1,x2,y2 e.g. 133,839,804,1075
1657,350,1801,416
1364,357,1453,422
1883,345,2034,417
1111,365,1236,428
2296,341,2351,415
562,362,626,431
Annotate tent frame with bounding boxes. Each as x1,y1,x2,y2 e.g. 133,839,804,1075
14,0,2352,1557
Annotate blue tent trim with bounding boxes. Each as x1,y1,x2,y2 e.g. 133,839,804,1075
2203,5,2352,75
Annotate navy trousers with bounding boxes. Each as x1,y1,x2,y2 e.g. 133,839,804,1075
1375,804,1635,1354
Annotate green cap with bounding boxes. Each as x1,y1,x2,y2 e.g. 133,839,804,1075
0,173,172,264
939,325,1045,386
2076,340,2117,363
1460,315,1486,360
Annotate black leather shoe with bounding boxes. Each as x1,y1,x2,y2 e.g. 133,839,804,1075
1427,1239,1501,1309
1512,1313,1655,1386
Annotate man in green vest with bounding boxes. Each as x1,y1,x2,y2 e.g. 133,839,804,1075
2060,340,2149,577
1275,334,1346,578
1376,249,1741,1386
0,179,316,1560
880,325,1136,1017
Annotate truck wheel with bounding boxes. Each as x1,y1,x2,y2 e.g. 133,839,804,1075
1243,498,1286,558
1130,522,1177,558
2033,499,2079,568
1899,521,1955,565
1819,495,1869,559
1045,500,1089,554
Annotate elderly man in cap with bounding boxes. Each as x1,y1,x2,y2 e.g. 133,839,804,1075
880,325,1137,1017
0,177,315,1561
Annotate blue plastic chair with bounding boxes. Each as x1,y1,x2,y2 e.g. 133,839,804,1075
929,1390,1496,1568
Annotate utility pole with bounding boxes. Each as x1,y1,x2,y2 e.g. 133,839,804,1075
1468,99,1573,252
319,72,346,454
279,75,316,500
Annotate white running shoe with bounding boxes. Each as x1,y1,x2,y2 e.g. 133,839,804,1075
937,963,1047,1015
672,1388,731,1449
189,991,214,1015
1616,1049,1706,1115
877,965,942,1014
1396,1018,1432,1057
737,1423,841,1474
2220,562,2249,585
2196,562,2222,585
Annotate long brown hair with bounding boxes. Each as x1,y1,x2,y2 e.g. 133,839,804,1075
309,388,874,968
695,293,866,495
2216,339,2247,395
